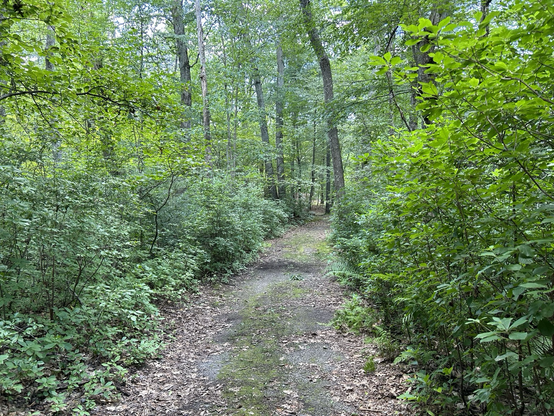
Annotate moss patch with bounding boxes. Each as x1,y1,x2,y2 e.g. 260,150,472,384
282,233,331,262
216,282,309,414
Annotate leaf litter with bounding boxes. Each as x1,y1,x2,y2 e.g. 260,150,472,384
91,217,410,416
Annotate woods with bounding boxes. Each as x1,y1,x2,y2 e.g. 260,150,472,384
1,0,553,414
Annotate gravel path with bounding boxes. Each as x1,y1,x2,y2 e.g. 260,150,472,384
92,217,410,415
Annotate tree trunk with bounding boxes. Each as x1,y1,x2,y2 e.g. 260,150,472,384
171,0,192,131
480,0,492,35
45,26,55,71
325,141,331,214
412,10,446,127
299,0,344,195
253,73,278,199
275,42,286,199
309,120,316,209
195,0,211,160
45,26,63,163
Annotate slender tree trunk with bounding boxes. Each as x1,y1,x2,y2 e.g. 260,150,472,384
139,6,145,79
299,0,344,195
219,28,233,171
232,81,239,173
325,142,331,214
45,26,55,71
412,10,446,127
0,12,5,128
309,120,316,208
253,73,278,199
290,157,295,199
45,26,63,163
290,113,297,199
480,0,492,35
409,82,418,131
296,131,302,198
275,42,286,199
195,0,211,161
172,0,192,131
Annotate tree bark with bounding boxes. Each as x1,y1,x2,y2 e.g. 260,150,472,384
480,0,492,35
299,0,344,195
195,0,211,160
45,26,55,71
171,0,192,131
325,141,331,214
309,120,317,208
253,72,278,199
275,42,286,199
412,10,446,127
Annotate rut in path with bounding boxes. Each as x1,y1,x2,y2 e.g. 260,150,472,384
93,218,409,416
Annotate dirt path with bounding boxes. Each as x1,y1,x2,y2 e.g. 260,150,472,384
93,218,409,415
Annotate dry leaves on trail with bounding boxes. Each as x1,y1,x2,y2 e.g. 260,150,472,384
91,219,410,416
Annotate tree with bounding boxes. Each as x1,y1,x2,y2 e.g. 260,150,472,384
275,41,286,199
299,0,345,195
171,0,193,131
195,0,211,159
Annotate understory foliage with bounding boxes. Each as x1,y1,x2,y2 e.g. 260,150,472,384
0,0,298,412
0,164,288,412
332,1,554,414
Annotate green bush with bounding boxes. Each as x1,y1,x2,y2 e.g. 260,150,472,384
157,173,290,276
332,294,377,334
332,3,554,414
0,279,160,410
0,165,289,412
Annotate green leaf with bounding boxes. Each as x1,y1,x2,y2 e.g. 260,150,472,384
508,332,529,341
510,317,528,329
437,17,451,30
494,61,508,72
492,317,512,331
495,351,518,361
505,264,522,271
369,56,386,66
538,319,554,337
517,245,535,257
390,56,402,66
539,356,554,368
476,332,502,342
418,18,433,29
421,83,438,97
520,282,548,289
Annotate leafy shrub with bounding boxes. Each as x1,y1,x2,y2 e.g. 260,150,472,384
157,173,290,276
332,2,554,414
332,294,377,334
0,279,161,410
131,245,202,300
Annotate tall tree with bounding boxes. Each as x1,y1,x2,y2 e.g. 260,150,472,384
45,26,55,71
171,0,192,131
299,0,345,194
275,41,286,199
195,0,211,159
253,70,278,199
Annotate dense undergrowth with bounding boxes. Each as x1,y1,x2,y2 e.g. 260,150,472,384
331,2,554,415
0,163,290,414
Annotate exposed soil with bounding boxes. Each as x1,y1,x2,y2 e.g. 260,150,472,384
92,217,410,416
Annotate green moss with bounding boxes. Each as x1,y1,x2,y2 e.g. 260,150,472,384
216,281,311,413
282,233,329,262
219,341,281,414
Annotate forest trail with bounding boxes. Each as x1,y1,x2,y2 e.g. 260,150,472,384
93,217,408,416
